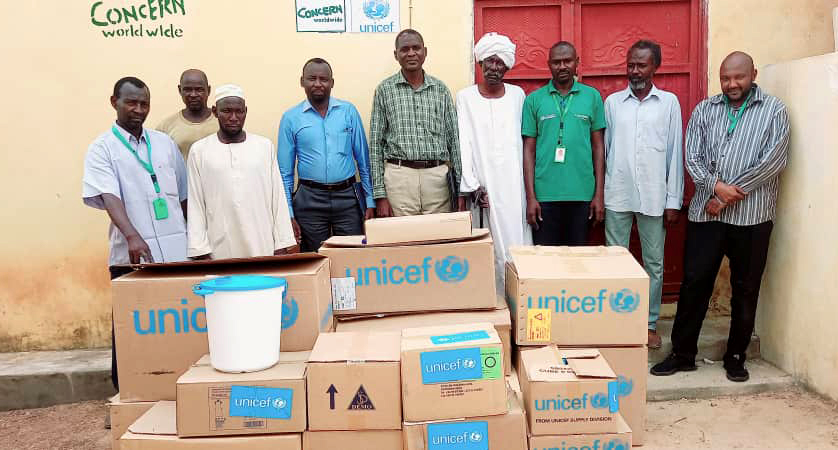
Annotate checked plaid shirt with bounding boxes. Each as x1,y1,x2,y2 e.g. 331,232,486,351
369,71,461,199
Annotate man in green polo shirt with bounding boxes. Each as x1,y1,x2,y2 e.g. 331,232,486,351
522,41,606,245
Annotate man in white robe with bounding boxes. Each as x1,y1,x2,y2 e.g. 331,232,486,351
187,84,296,259
457,33,532,291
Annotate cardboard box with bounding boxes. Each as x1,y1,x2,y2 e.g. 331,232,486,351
319,231,495,316
303,430,402,449
518,346,621,435
307,331,402,430
505,246,649,346
335,296,513,375
175,352,308,437
112,254,333,402
529,414,632,450
109,394,154,450
591,346,647,446
403,388,527,450
401,323,507,422
121,401,302,449
364,211,473,245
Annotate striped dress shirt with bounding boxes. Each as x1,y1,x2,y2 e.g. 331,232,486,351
369,71,461,199
685,85,790,226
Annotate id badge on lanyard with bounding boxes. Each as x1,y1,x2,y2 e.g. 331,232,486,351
552,92,574,164
111,126,169,220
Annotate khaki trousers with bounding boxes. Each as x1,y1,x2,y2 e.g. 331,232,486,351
384,162,451,216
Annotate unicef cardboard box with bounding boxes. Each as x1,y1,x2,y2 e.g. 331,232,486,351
111,254,333,402
303,430,402,450
402,387,527,450
319,230,495,316
518,347,621,435
401,323,507,422
528,415,632,450
175,352,308,437
505,246,649,346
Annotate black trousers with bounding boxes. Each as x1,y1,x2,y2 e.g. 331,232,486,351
292,184,364,252
109,265,134,391
671,220,773,363
531,201,590,246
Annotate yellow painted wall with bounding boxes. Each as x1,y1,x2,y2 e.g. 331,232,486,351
758,52,838,401
0,0,473,351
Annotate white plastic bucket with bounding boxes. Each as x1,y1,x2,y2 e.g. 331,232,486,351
193,275,287,373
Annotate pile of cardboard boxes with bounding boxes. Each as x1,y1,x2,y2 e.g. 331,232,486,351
108,212,649,449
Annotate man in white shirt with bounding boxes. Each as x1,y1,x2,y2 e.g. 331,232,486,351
603,40,684,348
187,84,296,259
457,32,532,292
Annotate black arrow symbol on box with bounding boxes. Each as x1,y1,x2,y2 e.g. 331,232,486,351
327,384,338,410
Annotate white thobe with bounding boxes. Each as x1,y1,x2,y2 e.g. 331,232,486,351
456,84,532,292
187,133,296,259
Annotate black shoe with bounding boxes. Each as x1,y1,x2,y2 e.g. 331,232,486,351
650,353,697,376
724,355,750,382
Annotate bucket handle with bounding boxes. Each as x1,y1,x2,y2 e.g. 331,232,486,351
193,284,214,296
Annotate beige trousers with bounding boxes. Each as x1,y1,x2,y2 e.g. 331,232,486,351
383,162,451,216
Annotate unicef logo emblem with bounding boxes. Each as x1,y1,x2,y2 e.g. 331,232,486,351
462,358,477,369
609,289,639,313
273,398,287,409
281,297,299,330
434,256,470,283
591,392,609,409
469,432,483,443
615,375,633,397
604,439,629,450
363,0,390,19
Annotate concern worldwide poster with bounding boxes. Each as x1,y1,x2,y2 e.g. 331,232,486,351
295,0,400,33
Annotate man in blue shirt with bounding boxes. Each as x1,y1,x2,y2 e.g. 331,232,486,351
278,58,375,252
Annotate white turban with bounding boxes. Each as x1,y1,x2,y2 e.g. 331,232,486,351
214,84,245,103
474,32,516,69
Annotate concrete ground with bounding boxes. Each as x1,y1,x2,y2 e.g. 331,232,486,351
1,387,836,449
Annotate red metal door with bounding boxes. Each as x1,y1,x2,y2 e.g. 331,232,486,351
474,0,707,300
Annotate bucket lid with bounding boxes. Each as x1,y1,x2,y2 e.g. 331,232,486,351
193,275,287,296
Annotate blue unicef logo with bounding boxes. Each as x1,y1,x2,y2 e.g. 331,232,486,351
363,0,390,20
434,256,470,283
591,392,609,409
609,289,640,313
615,375,633,397
281,297,299,330
604,439,630,450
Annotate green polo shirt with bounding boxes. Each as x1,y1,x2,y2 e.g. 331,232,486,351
522,80,606,202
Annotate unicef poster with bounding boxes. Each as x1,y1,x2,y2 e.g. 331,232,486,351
348,0,400,33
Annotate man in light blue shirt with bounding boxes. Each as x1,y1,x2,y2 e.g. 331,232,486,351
604,40,684,348
278,58,375,252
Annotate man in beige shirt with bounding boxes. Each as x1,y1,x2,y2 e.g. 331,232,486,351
187,84,296,260
156,69,218,160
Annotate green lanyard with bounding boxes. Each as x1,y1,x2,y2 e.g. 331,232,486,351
551,92,575,145
111,125,160,193
724,89,753,135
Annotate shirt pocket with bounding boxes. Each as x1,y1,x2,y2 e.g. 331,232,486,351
420,103,443,136
572,113,593,132
642,111,669,151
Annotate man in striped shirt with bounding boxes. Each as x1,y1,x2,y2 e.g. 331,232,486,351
651,52,789,382
370,28,465,217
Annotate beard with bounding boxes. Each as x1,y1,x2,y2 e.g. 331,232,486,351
629,79,648,91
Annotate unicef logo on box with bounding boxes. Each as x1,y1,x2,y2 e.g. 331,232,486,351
604,439,630,450
434,256,470,283
280,297,299,330
363,0,390,19
609,289,640,313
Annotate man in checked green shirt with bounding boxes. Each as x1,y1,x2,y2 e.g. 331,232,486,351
370,28,466,217
522,41,606,245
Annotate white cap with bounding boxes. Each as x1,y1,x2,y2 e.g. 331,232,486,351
214,84,245,103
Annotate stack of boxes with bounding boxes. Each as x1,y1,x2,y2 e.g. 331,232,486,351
506,245,650,446
108,212,651,448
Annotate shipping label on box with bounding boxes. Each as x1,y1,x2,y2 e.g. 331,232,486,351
402,387,527,450
506,246,649,346
528,414,632,450
518,346,621,435
112,254,333,402
319,231,496,316
303,430,402,450
307,331,402,431
175,353,307,437
401,323,507,422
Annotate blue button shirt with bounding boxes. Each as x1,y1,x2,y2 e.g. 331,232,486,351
277,98,374,218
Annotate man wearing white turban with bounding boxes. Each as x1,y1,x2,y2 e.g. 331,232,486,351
457,32,532,291
186,84,297,259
